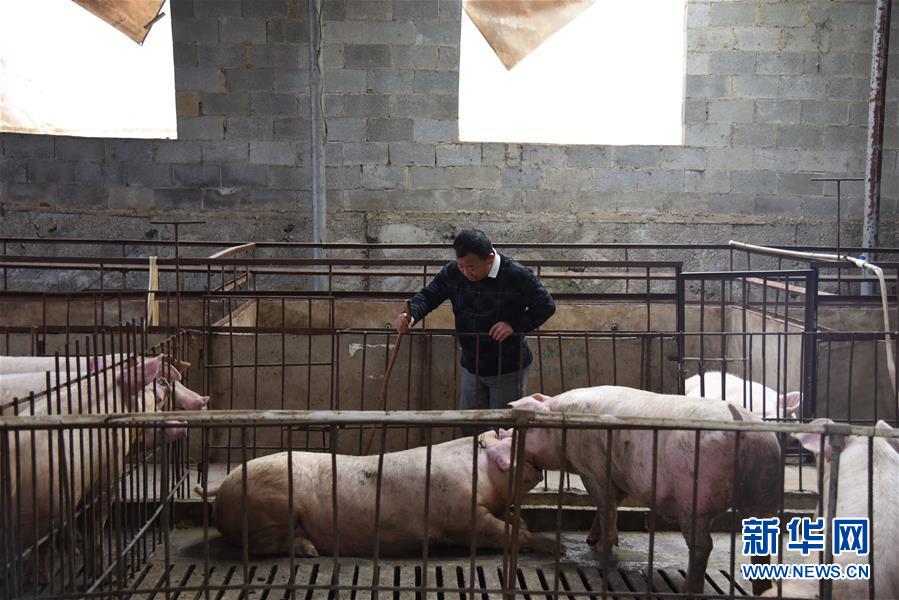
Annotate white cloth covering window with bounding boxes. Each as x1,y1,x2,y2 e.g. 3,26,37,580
0,0,177,139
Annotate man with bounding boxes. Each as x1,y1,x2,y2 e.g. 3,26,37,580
394,229,556,434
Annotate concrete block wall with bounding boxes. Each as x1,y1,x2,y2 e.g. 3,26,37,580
1,0,898,254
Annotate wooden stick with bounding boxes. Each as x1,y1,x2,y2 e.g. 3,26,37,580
363,301,411,454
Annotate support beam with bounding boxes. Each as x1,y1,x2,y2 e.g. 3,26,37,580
861,0,892,296
308,0,327,291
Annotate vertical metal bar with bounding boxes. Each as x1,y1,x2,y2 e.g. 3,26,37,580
611,330,618,386
161,422,172,600
240,426,250,595
201,426,211,600
699,279,706,395
253,297,261,458
227,295,235,471
557,334,565,393
675,270,686,394
468,434,479,600
720,279,726,395
552,425,567,598
861,0,892,276
728,430,742,600
867,436,875,600
760,278,768,415
688,429,701,600
111,422,125,596
599,427,614,599
848,334,856,423
281,299,287,448
645,429,658,600
371,425,388,600
308,0,327,291
420,428,433,599
287,427,296,598
405,330,414,449
822,430,845,600
330,424,341,598
803,270,819,418
359,332,368,454
584,332,593,387
505,427,528,600
0,424,13,599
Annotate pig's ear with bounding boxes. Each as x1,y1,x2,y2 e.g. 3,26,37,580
486,439,513,472
497,428,513,440
875,420,899,454
509,395,550,412
781,391,801,413
121,355,163,398
172,359,191,373
792,418,834,461
158,355,182,382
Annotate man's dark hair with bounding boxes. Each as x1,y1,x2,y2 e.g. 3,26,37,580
453,229,493,259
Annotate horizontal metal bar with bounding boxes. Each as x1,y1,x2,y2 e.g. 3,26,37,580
1,409,896,439
0,255,683,268
4,236,899,253
680,269,816,279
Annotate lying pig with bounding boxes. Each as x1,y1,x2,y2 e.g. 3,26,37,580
684,371,801,420
199,431,559,557
5,356,167,583
509,386,781,595
762,419,899,599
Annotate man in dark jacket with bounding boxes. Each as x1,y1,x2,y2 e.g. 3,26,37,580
394,229,556,434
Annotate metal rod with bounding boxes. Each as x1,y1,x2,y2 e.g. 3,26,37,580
861,0,892,281
308,0,327,292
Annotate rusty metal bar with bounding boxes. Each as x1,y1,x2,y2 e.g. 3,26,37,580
861,0,892,264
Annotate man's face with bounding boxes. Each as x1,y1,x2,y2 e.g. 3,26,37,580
456,252,494,282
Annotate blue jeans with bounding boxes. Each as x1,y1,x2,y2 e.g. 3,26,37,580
459,367,529,437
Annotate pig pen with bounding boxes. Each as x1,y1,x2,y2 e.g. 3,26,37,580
1,410,896,599
2,239,899,599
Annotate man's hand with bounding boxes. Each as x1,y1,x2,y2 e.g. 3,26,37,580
489,321,513,342
394,312,413,334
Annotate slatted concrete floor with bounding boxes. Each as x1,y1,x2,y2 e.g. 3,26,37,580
123,529,760,599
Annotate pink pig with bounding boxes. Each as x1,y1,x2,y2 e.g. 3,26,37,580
763,419,899,599
198,431,559,557
508,386,782,596
684,371,801,420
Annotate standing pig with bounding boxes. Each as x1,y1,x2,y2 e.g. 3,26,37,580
200,431,559,557
4,356,166,583
509,386,782,595
684,371,801,420
0,353,190,384
763,419,899,599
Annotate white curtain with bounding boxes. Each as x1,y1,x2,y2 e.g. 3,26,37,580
0,0,177,139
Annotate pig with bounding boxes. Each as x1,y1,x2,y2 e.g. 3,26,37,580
1,371,190,446
4,356,166,584
684,371,801,420
0,356,205,440
199,431,559,557
762,419,899,599
508,386,782,596
0,353,190,384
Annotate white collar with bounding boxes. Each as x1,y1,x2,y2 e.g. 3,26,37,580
487,248,500,279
